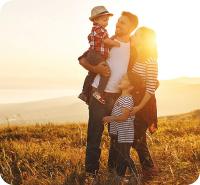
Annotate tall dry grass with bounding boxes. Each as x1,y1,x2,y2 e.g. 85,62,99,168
0,110,200,185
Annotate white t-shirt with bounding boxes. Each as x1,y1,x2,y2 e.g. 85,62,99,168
92,40,130,93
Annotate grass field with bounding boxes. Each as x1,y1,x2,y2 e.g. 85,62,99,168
0,110,200,185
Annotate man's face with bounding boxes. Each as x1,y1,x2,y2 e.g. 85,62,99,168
115,15,132,36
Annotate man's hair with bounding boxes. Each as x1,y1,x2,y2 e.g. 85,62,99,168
122,11,138,31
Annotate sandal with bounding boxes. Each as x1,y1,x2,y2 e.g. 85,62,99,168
93,92,105,104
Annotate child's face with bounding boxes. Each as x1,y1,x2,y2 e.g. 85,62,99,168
118,74,132,90
94,15,110,28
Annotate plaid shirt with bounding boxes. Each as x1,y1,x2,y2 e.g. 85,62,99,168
88,23,109,59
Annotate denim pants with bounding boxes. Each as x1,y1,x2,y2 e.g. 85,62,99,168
85,92,119,174
108,118,155,172
132,118,154,170
108,136,138,176
115,142,138,177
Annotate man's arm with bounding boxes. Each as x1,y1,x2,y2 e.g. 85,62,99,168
79,57,110,77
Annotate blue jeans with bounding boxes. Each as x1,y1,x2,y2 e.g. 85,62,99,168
114,141,138,177
85,92,119,174
132,118,154,170
108,116,155,172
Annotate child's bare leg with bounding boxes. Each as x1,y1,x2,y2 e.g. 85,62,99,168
93,62,110,104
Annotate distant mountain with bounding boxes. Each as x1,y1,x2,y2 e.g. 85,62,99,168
0,96,88,124
172,77,200,84
156,77,200,116
0,77,200,124
161,109,200,120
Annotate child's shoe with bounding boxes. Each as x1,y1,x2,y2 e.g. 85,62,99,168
93,91,105,104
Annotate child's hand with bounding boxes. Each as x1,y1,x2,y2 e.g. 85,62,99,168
102,116,113,124
110,35,116,40
114,41,120,47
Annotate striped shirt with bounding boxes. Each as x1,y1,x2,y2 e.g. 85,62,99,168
132,57,158,94
109,96,135,143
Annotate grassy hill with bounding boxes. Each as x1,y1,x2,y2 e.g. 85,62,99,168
0,110,200,185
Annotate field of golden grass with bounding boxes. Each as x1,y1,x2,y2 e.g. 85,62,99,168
0,110,200,185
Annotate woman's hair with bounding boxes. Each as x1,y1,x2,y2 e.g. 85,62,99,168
134,26,158,60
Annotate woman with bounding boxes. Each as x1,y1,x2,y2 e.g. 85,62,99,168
128,26,159,180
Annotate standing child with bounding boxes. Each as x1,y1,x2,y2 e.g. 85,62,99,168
103,74,139,183
78,6,120,104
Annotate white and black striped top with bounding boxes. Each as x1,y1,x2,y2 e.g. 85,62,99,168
109,96,135,143
132,57,158,94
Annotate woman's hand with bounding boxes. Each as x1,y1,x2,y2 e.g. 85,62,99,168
148,124,157,134
130,92,152,116
130,106,141,116
102,116,113,124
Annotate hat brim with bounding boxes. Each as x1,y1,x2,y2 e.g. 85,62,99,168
89,13,113,21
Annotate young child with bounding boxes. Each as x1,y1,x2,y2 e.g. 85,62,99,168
103,74,138,182
103,74,138,183
78,6,120,104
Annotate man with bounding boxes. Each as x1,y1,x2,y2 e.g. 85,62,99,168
79,11,156,183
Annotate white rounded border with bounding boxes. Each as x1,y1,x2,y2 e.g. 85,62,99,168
0,175,10,185
190,174,200,185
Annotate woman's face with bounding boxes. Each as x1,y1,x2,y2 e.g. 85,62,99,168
132,29,156,53
132,31,144,50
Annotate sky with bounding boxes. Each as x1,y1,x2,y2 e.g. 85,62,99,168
0,0,200,90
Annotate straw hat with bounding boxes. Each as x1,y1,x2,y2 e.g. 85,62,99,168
89,6,113,21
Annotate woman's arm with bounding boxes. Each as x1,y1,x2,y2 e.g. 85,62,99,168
103,108,131,124
131,58,158,115
131,92,152,115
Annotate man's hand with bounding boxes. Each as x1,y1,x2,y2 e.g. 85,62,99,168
79,57,110,77
95,62,111,77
